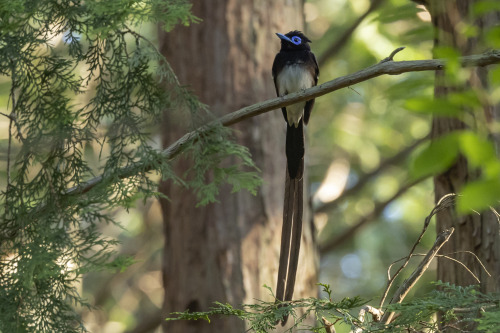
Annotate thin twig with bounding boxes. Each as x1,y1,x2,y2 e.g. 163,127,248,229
438,255,481,283
386,250,490,285
453,304,497,314
437,250,491,282
380,47,406,63
352,305,385,333
321,316,337,333
380,227,455,324
490,207,500,226
7,113,13,186
0,111,13,119
444,251,491,277
379,193,457,308
6,63,17,187
1,110,25,141
4,62,17,223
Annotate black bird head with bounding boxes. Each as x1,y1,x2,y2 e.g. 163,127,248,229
275,30,312,51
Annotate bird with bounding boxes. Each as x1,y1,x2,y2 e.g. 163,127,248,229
272,30,319,324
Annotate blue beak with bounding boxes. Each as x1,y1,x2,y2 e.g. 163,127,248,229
276,33,292,43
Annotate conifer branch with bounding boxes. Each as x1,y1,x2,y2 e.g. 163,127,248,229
64,49,500,200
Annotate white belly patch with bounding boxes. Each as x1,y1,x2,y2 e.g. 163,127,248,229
276,64,314,127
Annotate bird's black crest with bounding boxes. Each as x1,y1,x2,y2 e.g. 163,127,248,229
284,30,312,43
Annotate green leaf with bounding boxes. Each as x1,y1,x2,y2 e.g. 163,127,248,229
485,26,500,48
458,132,496,168
104,255,136,273
406,97,461,116
410,133,460,179
472,0,500,16
489,66,500,85
374,4,423,24
458,178,500,214
457,131,500,178
158,1,202,32
448,90,481,109
434,46,461,81
433,46,461,60
476,307,500,331
385,76,434,100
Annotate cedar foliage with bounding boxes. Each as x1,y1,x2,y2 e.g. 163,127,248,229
166,282,499,332
0,1,259,331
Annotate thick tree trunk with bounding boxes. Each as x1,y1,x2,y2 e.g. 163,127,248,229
429,0,500,293
158,2,318,332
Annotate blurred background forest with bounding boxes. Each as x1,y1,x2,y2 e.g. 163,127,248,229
0,0,498,332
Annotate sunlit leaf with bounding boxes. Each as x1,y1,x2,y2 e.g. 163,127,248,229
460,23,479,38
489,66,500,85
448,90,481,109
406,97,461,116
458,178,500,214
434,46,461,81
410,133,460,179
485,26,500,48
400,25,434,45
433,46,461,60
457,131,500,178
458,132,496,168
374,4,423,24
385,76,434,100
472,0,500,16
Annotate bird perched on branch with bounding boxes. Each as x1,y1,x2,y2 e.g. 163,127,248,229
272,30,319,324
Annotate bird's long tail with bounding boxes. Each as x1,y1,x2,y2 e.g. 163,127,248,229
276,121,304,325
285,121,304,180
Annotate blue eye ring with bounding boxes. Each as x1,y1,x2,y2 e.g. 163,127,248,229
291,36,301,45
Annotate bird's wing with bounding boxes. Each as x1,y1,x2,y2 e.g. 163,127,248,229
303,52,319,125
272,52,288,122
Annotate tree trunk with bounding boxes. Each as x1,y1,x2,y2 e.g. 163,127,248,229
158,2,318,332
429,0,500,293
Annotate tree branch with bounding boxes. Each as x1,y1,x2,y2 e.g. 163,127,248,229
380,227,455,324
322,316,337,333
352,305,385,333
379,194,457,308
380,47,406,63
62,49,500,200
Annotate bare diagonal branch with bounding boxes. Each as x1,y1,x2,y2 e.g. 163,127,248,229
379,194,457,308
381,227,455,324
62,49,500,200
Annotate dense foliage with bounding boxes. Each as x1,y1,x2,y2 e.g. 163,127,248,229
166,282,499,332
0,0,259,331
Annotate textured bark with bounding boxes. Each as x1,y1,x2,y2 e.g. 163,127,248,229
429,0,500,293
158,2,318,332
